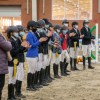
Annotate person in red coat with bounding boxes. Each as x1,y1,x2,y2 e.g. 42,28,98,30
60,25,70,76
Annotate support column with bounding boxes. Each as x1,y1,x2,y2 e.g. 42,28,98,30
98,0,100,13
32,0,37,21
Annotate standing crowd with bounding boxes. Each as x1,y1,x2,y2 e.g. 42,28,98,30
0,18,95,100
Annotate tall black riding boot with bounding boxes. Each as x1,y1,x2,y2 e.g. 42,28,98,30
48,65,54,80
55,64,61,78
88,57,94,69
0,89,1,100
60,62,66,76
74,58,79,70
64,59,70,72
39,69,42,85
8,84,16,100
26,73,31,90
34,71,42,88
27,73,36,91
45,66,52,83
32,73,38,90
53,64,60,78
53,64,57,78
70,58,74,71
17,81,26,98
39,69,48,86
64,63,70,75
83,56,86,70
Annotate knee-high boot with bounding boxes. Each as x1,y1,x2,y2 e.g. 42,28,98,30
74,58,79,70
83,56,86,70
88,57,94,69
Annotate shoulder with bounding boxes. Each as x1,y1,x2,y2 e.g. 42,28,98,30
81,27,86,31
70,29,74,33
0,34,4,40
60,33,63,37
27,31,33,38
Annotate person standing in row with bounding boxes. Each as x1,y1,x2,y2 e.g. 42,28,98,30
81,20,95,70
49,24,61,78
69,22,80,71
15,25,27,98
26,20,47,91
6,26,21,100
35,19,49,87
42,18,54,81
60,19,70,76
0,32,12,100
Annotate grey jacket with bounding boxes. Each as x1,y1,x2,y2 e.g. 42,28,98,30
0,34,12,74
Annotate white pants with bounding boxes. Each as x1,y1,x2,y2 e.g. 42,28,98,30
48,50,52,65
43,54,50,69
8,67,16,84
26,57,38,74
51,53,60,65
82,45,91,57
60,50,70,62
38,53,43,71
70,47,79,58
16,63,24,81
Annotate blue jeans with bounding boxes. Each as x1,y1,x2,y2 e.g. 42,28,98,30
0,74,5,100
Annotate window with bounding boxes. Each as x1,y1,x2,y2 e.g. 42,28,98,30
0,6,21,33
52,0,92,20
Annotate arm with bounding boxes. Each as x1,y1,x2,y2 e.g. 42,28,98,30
0,35,12,51
19,46,26,53
26,33,40,48
81,28,92,40
10,41,20,55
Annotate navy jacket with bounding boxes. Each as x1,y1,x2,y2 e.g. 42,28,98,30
8,36,19,66
70,28,80,47
81,27,95,45
17,36,26,62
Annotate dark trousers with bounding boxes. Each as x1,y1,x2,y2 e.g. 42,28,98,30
0,74,5,100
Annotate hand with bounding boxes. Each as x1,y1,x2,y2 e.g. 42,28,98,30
69,32,75,37
72,33,76,36
80,35,84,38
54,44,57,48
39,37,48,42
69,33,73,37
47,31,53,37
21,41,31,48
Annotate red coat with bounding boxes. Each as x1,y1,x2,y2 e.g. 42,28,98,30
60,33,69,50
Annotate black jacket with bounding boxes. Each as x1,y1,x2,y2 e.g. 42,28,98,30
81,27,95,45
35,32,44,53
69,28,80,47
35,31,50,54
17,36,26,62
8,36,26,66
8,36,19,66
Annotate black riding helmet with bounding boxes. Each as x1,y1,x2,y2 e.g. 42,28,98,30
62,19,69,24
54,24,61,30
6,26,18,39
83,20,90,26
27,20,39,30
16,25,24,32
37,19,45,27
72,21,78,27
42,18,50,25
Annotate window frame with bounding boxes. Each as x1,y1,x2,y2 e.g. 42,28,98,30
51,0,93,20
